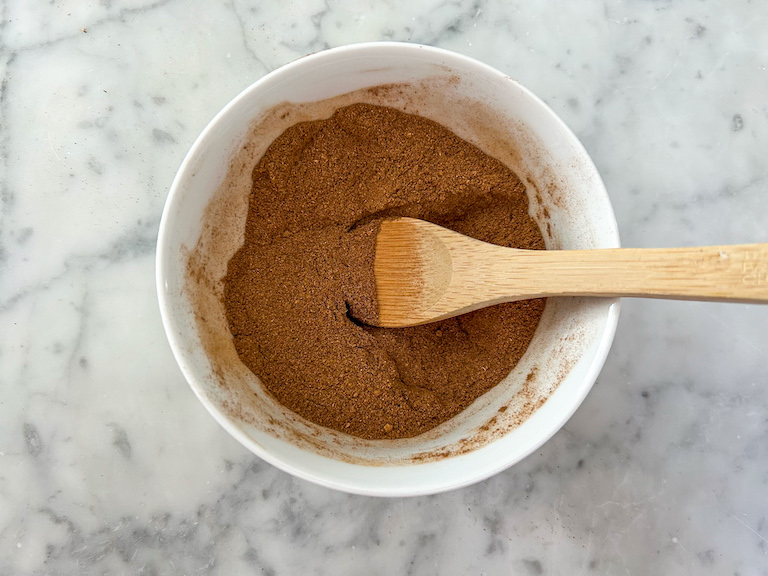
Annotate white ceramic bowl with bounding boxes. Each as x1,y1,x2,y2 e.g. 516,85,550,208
156,42,620,496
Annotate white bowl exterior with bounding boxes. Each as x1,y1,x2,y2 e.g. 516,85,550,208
157,43,620,496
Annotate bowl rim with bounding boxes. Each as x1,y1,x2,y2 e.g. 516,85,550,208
156,41,621,496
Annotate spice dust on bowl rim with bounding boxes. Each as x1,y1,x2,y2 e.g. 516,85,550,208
156,42,620,496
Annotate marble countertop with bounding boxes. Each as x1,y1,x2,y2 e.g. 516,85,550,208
2,1,767,574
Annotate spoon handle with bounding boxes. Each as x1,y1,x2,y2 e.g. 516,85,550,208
495,243,768,303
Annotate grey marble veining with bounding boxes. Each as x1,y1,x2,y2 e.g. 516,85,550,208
1,1,767,574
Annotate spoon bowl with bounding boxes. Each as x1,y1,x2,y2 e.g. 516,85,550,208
157,42,622,496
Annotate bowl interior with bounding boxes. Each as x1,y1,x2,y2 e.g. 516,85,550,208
157,43,619,496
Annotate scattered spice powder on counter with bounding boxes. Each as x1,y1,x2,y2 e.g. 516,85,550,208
223,103,546,440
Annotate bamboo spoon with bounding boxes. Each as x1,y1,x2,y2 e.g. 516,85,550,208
373,217,768,328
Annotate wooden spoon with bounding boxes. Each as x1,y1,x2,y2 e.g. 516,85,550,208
373,217,768,328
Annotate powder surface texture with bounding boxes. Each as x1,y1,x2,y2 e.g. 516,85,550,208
223,103,546,440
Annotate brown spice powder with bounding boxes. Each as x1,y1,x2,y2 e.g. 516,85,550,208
223,103,546,440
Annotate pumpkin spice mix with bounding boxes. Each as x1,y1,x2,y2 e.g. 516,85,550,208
223,103,546,440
